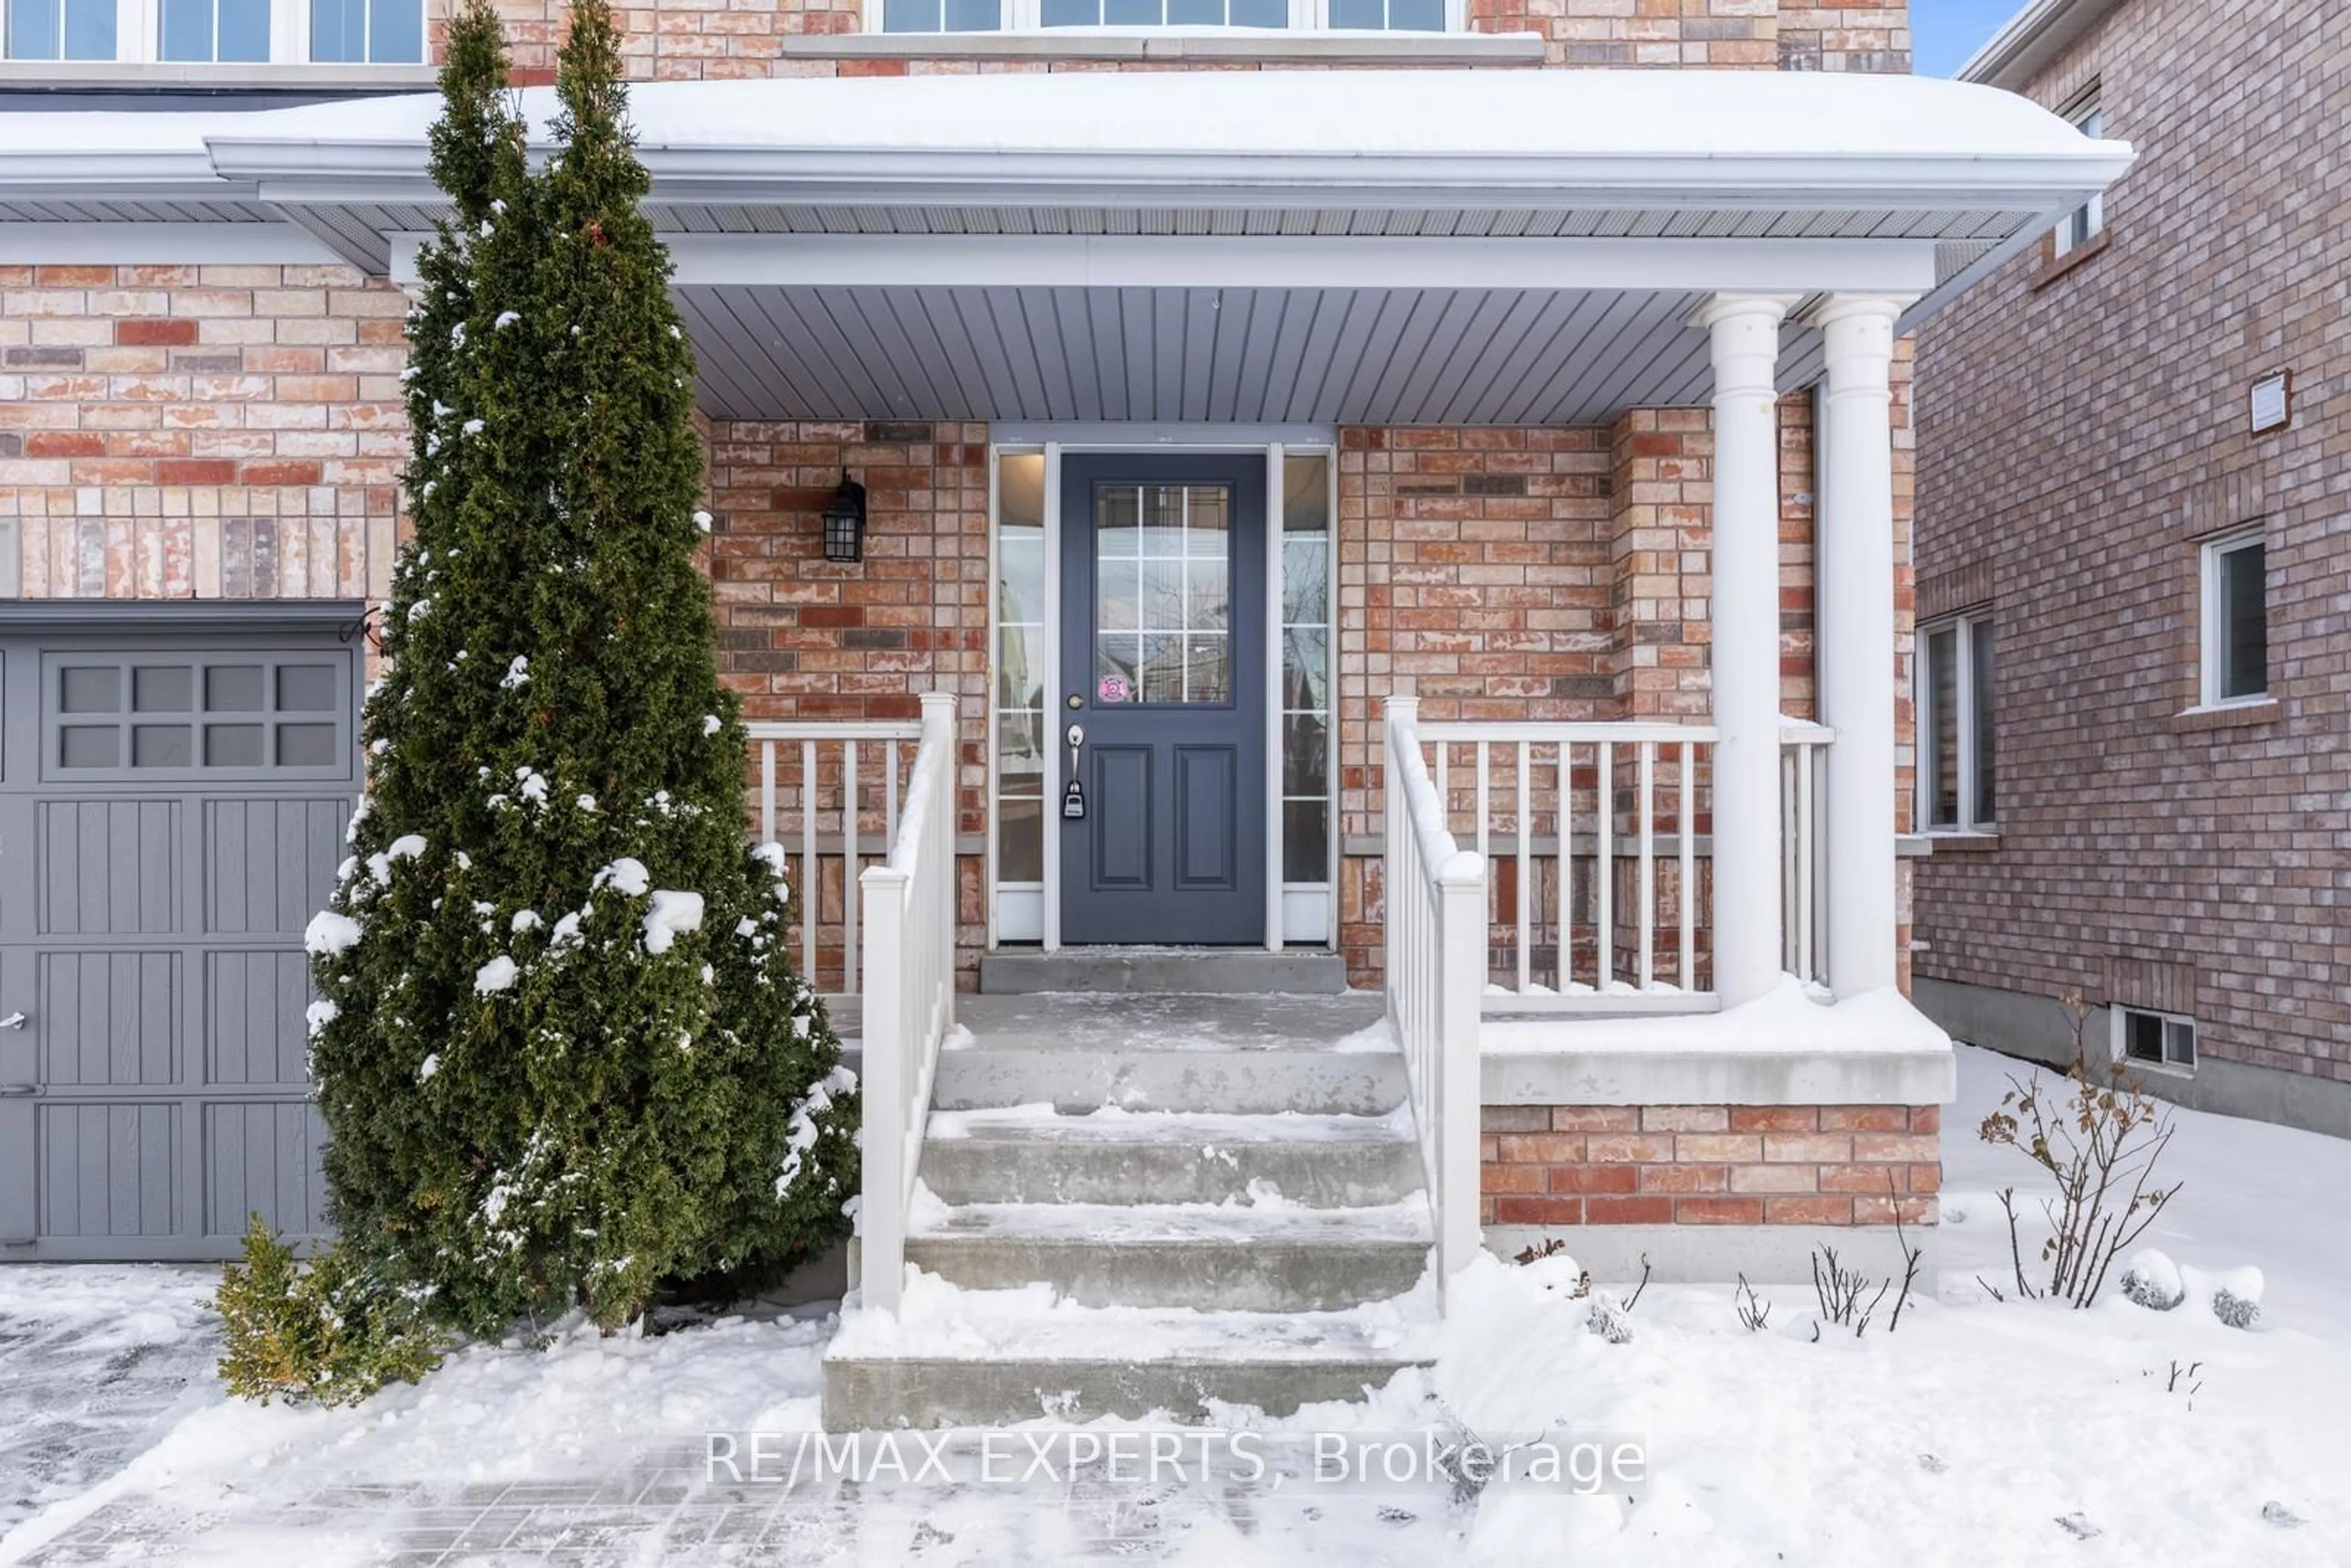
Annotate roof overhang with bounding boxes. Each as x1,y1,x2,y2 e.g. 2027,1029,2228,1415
1958,0,2131,93
0,69,2132,425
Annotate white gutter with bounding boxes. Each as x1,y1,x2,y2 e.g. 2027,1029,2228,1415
203,139,2135,216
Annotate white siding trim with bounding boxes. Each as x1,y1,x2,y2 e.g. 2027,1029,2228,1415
0,220,338,263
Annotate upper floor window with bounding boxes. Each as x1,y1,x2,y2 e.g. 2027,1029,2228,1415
0,0,422,61
5,0,116,58
878,0,1453,28
159,0,267,60
2053,89,2105,257
310,0,419,61
1920,608,1994,832
2199,527,2267,707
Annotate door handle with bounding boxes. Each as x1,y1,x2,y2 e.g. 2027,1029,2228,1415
0,1085,33,1097
1061,722,1089,822
0,1012,24,1030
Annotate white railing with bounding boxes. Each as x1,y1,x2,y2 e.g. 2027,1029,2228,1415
1780,721,1833,988
1382,699,1484,1308
748,716,927,999
853,692,959,1316
1418,719,1717,1014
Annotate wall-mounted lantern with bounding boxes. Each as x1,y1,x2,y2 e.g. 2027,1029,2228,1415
822,470,868,563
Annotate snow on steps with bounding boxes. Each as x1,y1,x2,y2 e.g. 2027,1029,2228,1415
822,995,1439,1429
919,1103,1423,1207
905,1193,1434,1312
827,1273,1436,1425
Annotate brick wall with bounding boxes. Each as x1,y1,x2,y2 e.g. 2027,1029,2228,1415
1482,1103,1941,1228
703,418,991,983
1333,405,1870,988
1911,0,2349,1085
0,264,405,601
473,0,1907,80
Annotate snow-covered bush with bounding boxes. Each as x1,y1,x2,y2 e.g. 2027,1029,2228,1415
2120,1248,2185,1311
291,0,855,1348
214,1219,442,1408
1584,1296,1635,1345
2188,1265,2264,1330
1514,1243,1588,1300
2210,1288,2261,1330
1978,1002,2182,1308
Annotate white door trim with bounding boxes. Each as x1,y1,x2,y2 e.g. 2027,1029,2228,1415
992,433,1335,951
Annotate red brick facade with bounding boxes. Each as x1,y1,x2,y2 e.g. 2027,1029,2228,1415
459,0,1907,79
1911,0,2350,1106
1482,1102,1941,1227
0,264,405,601
0,3,1938,1235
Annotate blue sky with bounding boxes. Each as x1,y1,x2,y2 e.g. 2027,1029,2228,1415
1912,0,2023,77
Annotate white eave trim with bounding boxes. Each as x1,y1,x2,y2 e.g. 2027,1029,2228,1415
1957,0,2130,91
0,220,337,264
204,140,2137,216
388,231,1946,293
0,151,235,189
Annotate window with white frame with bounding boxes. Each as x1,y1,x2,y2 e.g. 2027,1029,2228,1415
159,0,266,59
880,0,1452,29
2118,1007,2195,1071
2199,527,2267,706
1919,608,1994,832
4,0,115,56
1,0,422,60
2053,89,2105,257
309,0,420,61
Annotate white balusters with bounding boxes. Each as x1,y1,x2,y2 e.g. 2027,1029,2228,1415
746,717,928,1000
1414,722,1721,1015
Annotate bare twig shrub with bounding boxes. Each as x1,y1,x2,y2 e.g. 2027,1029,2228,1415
1978,994,2183,1308
1886,1182,1925,1333
1812,1246,1892,1335
1734,1274,1772,1332
1622,1253,1652,1313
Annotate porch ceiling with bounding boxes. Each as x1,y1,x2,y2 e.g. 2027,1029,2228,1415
0,67,2130,424
677,282,1729,427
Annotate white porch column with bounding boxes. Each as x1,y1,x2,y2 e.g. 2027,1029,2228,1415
1810,295,1911,998
1698,294,1796,1008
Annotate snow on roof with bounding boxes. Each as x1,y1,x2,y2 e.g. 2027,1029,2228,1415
0,67,2119,170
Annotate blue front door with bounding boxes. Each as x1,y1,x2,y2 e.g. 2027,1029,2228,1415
1058,454,1266,945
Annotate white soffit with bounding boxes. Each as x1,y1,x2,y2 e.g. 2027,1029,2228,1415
672,282,1743,426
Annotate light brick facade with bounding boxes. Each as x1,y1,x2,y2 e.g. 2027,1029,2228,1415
1911,0,2351,1133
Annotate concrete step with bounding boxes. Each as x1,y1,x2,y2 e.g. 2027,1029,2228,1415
823,1349,1423,1428
920,1107,1425,1207
904,1199,1433,1311
980,948,1349,996
931,1046,1407,1117
821,1293,1430,1427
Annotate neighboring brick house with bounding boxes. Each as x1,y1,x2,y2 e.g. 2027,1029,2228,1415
1910,0,2350,1138
0,2,2129,1280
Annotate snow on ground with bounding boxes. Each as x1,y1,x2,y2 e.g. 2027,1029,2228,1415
0,1269,218,1542
1940,1042,2351,1340
2,1040,2348,1565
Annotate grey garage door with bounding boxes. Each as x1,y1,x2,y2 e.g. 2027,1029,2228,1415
0,602,366,1262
